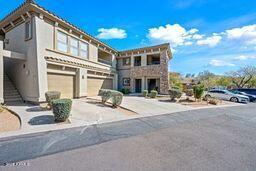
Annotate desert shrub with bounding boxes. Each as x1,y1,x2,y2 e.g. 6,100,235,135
169,89,182,101
150,90,158,98
0,105,4,113
99,89,124,107
142,90,148,97
111,91,123,108
98,89,112,103
208,98,221,105
185,89,194,97
120,88,130,95
193,85,205,100
52,99,72,122
171,86,180,90
45,91,61,108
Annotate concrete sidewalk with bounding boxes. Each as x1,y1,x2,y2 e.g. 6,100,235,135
0,96,240,139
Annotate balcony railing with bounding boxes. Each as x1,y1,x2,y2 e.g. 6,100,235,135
98,58,112,66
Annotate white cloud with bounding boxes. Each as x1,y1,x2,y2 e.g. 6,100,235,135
184,41,193,46
147,24,202,48
209,59,235,67
197,35,222,47
192,34,204,40
96,28,127,40
226,24,256,45
234,55,256,60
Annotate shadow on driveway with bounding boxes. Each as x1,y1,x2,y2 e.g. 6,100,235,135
28,115,55,125
26,107,49,112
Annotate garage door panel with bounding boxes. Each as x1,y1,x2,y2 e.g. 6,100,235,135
87,77,113,96
47,73,75,99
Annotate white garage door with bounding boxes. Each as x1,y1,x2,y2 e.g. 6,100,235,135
47,73,75,99
87,77,113,96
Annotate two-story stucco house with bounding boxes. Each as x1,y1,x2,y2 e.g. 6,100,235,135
0,0,172,104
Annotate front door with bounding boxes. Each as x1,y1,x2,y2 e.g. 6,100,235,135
148,79,157,92
135,79,142,93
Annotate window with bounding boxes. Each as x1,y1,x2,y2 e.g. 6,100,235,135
25,20,32,40
57,31,68,53
123,58,131,66
70,37,79,56
147,54,160,65
134,56,141,66
123,78,130,86
80,41,88,59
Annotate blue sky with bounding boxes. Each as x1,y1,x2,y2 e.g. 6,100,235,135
1,0,256,75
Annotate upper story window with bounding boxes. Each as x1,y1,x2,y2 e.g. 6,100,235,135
25,20,32,40
134,56,141,66
147,54,161,65
80,41,88,59
57,31,68,53
70,37,79,56
123,57,131,66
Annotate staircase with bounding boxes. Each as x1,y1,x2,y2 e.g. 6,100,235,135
3,74,23,103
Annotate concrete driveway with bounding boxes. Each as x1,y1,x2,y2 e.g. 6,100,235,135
121,96,192,116
3,96,191,136
1,103,256,170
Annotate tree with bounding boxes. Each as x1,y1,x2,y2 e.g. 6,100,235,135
228,66,256,88
196,70,216,89
197,70,215,81
248,77,256,88
169,72,182,87
215,76,232,87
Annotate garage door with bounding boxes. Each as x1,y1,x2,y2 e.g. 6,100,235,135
47,73,75,99
87,77,113,96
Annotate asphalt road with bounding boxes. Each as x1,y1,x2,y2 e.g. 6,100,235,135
1,103,256,171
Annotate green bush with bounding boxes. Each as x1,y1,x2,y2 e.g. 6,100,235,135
52,99,72,122
169,89,182,101
120,88,130,95
45,91,61,108
142,90,148,97
171,85,181,90
193,85,205,100
98,89,112,103
111,91,123,108
99,89,124,108
185,89,194,97
150,90,158,98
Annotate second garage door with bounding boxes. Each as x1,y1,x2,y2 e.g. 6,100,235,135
87,77,113,96
47,73,75,99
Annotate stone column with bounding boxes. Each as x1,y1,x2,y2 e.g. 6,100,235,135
0,40,3,103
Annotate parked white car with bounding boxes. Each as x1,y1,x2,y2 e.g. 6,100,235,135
205,90,249,103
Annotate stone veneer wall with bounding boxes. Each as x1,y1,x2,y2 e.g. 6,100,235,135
130,51,169,94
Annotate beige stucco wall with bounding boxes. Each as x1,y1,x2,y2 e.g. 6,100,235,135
76,68,87,97
0,41,3,103
34,15,117,101
4,16,40,102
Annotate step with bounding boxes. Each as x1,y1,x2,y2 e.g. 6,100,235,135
4,97,22,102
4,92,19,96
4,88,17,93
4,94,21,99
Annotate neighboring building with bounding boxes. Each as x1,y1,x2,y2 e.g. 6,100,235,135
0,0,172,104
117,44,172,94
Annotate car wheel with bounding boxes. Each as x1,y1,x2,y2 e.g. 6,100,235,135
230,97,239,103
205,95,211,100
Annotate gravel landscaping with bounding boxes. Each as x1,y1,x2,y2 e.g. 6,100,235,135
0,107,20,133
